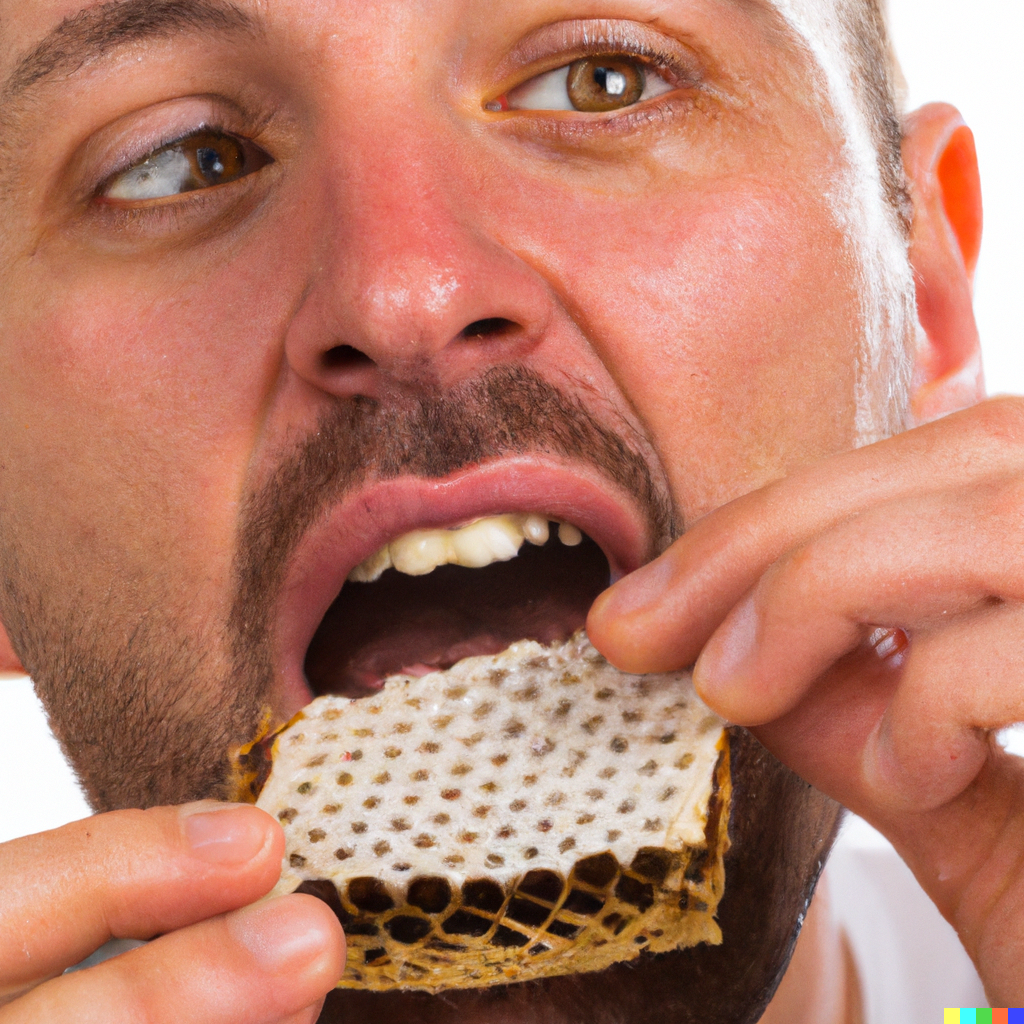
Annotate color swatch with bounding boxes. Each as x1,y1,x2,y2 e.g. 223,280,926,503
945,1011,1023,1023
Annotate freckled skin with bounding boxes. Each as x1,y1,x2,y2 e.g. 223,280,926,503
0,0,994,1022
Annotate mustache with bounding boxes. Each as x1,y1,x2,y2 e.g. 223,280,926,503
229,365,674,661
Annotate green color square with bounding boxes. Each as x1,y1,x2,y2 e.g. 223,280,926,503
978,1011,993,1024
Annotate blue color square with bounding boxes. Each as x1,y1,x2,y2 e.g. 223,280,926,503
1008,1010,1024,1023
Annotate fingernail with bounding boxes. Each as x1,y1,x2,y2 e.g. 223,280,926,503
229,897,331,975
181,802,271,866
694,595,758,699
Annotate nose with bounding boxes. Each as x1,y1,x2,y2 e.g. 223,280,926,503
284,148,552,399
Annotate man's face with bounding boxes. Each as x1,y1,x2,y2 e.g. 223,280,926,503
0,0,905,1018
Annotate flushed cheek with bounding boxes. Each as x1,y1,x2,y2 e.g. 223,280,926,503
0,247,299,592
532,181,860,519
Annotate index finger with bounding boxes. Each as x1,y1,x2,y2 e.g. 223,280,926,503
0,802,283,1000
588,398,1024,672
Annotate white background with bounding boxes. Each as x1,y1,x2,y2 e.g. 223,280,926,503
1,0,1022,844
889,0,1024,394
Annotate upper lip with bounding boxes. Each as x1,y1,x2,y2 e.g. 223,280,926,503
270,454,660,716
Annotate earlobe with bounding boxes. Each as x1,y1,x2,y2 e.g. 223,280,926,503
0,618,25,675
903,103,985,424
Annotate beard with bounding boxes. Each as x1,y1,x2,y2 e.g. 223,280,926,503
3,364,839,1024
7,366,672,811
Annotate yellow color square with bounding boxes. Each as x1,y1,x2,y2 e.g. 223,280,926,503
945,1011,961,1024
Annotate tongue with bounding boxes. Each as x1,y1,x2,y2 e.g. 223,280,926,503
324,616,571,694
305,533,610,698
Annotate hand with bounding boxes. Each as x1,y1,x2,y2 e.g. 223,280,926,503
0,802,345,1023
588,396,1024,1006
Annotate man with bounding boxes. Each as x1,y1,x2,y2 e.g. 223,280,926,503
0,0,1016,1020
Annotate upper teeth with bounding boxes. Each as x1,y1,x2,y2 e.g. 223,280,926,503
347,514,583,583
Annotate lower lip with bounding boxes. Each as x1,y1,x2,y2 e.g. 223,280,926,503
271,458,655,715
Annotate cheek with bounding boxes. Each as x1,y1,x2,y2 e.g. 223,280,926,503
0,225,305,587
524,182,862,519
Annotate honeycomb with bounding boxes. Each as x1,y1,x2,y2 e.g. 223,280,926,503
252,634,730,992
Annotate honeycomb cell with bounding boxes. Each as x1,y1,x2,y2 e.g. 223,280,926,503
546,919,581,940
614,875,654,912
462,879,505,913
491,925,529,948
630,848,675,884
562,889,605,916
348,877,395,913
385,916,432,944
519,869,563,903
505,897,550,928
442,910,492,937
407,877,452,913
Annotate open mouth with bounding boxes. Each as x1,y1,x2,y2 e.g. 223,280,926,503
270,460,660,719
304,515,611,698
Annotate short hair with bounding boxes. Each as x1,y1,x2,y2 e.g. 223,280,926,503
841,0,911,231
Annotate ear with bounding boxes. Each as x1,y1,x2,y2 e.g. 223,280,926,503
0,618,24,675
904,103,985,424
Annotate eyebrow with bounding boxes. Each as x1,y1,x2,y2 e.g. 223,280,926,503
3,0,259,101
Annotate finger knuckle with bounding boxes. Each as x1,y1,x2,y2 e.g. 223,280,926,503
982,476,1024,532
967,396,1024,457
768,541,828,609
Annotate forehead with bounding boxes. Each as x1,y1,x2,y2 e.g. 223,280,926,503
0,0,852,78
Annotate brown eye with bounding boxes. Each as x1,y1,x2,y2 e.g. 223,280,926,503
103,130,268,203
187,131,245,186
566,57,645,112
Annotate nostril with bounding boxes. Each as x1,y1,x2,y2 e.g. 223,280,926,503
323,345,375,370
460,318,516,340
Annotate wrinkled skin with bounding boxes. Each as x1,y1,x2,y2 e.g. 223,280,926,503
0,0,1007,1020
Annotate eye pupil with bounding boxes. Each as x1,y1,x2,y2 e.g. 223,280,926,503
197,147,225,180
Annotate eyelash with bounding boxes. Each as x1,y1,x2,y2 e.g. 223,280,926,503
493,32,704,116
85,113,275,231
